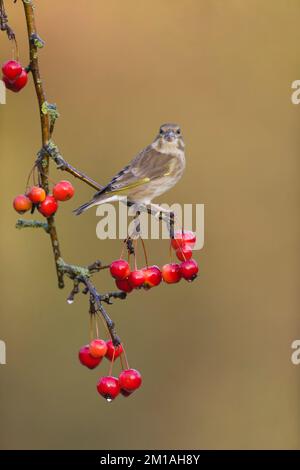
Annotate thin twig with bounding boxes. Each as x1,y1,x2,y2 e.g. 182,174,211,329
0,0,15,40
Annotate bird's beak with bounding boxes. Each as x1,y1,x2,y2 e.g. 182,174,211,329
164,131,176,142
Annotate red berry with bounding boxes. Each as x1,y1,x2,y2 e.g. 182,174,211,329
97,376,120,401
175,245,193,261
3,69,28,92
89,339,108,358
143,265,162,289
105,340,123,361
13,194,32,214
2,76,18,91
115,278,133,293
38,195,58,217
128,270,145,288
2,60,22,81
162,263,182,284
171,230,196,250
180,259,199,281
27,186,46,204
12,69,28,91
119,368,142,392
79,345,102,369
110,259,130,280
53,180,75,201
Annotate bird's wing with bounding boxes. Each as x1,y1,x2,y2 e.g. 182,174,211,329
94,146,177,196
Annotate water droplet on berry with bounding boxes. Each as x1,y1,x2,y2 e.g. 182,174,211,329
67,299,74,304
106,398,112,402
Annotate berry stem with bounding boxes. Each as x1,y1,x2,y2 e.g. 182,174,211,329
141,237,149,268
178,243,187,261
12,37,19,62
25,164,37,193
89,313,94,343
122,345,130,370
96,311,110,338
119,353,125,371
134,238,138,271
95,315,99,339
169,239,173,263
108,348,116,377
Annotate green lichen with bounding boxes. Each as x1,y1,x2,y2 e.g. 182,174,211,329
57,258,91,278
16,219,49,232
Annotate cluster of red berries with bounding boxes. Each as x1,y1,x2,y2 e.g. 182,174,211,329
79,339,142,401
13,180,74,217
109,230,199,293
170,230,196,261
2,60,28,93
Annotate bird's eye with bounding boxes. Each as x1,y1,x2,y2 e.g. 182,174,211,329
176,129,181,135
160,129,164,135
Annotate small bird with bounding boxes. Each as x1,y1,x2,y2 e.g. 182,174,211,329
74,123,186,215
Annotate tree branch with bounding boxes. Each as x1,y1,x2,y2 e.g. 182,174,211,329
39,142,175,231
23,0,64,288
16,218,49,232
4,1,174,349
14,0,123,345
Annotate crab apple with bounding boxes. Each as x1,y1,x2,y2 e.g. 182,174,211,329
105,340,123,361
13,194,32,214
2,60,22,81
180,259,199,281
97,376,120,401
2,76,18,91
53,180,75,201
175,245,193,262
110,259,130,280
38,195,58,217
128,270,145,288
119,368,142,393
143,265,162,289
115,278,133,293
27,186,46,204
12,69,28,91
171,230,196,250
3,69,28,92
79,345,102,369
89,339,108,359
162,263,182,284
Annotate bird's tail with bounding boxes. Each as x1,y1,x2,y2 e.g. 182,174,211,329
73,199,97,216
73,190,120,215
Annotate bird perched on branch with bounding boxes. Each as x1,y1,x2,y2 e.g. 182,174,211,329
74,123,185,215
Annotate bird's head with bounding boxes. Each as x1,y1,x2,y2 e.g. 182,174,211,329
154,123,185,154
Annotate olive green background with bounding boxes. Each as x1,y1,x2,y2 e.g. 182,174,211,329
0,0,299,449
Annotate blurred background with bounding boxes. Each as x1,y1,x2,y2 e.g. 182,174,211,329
0,0,300,450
